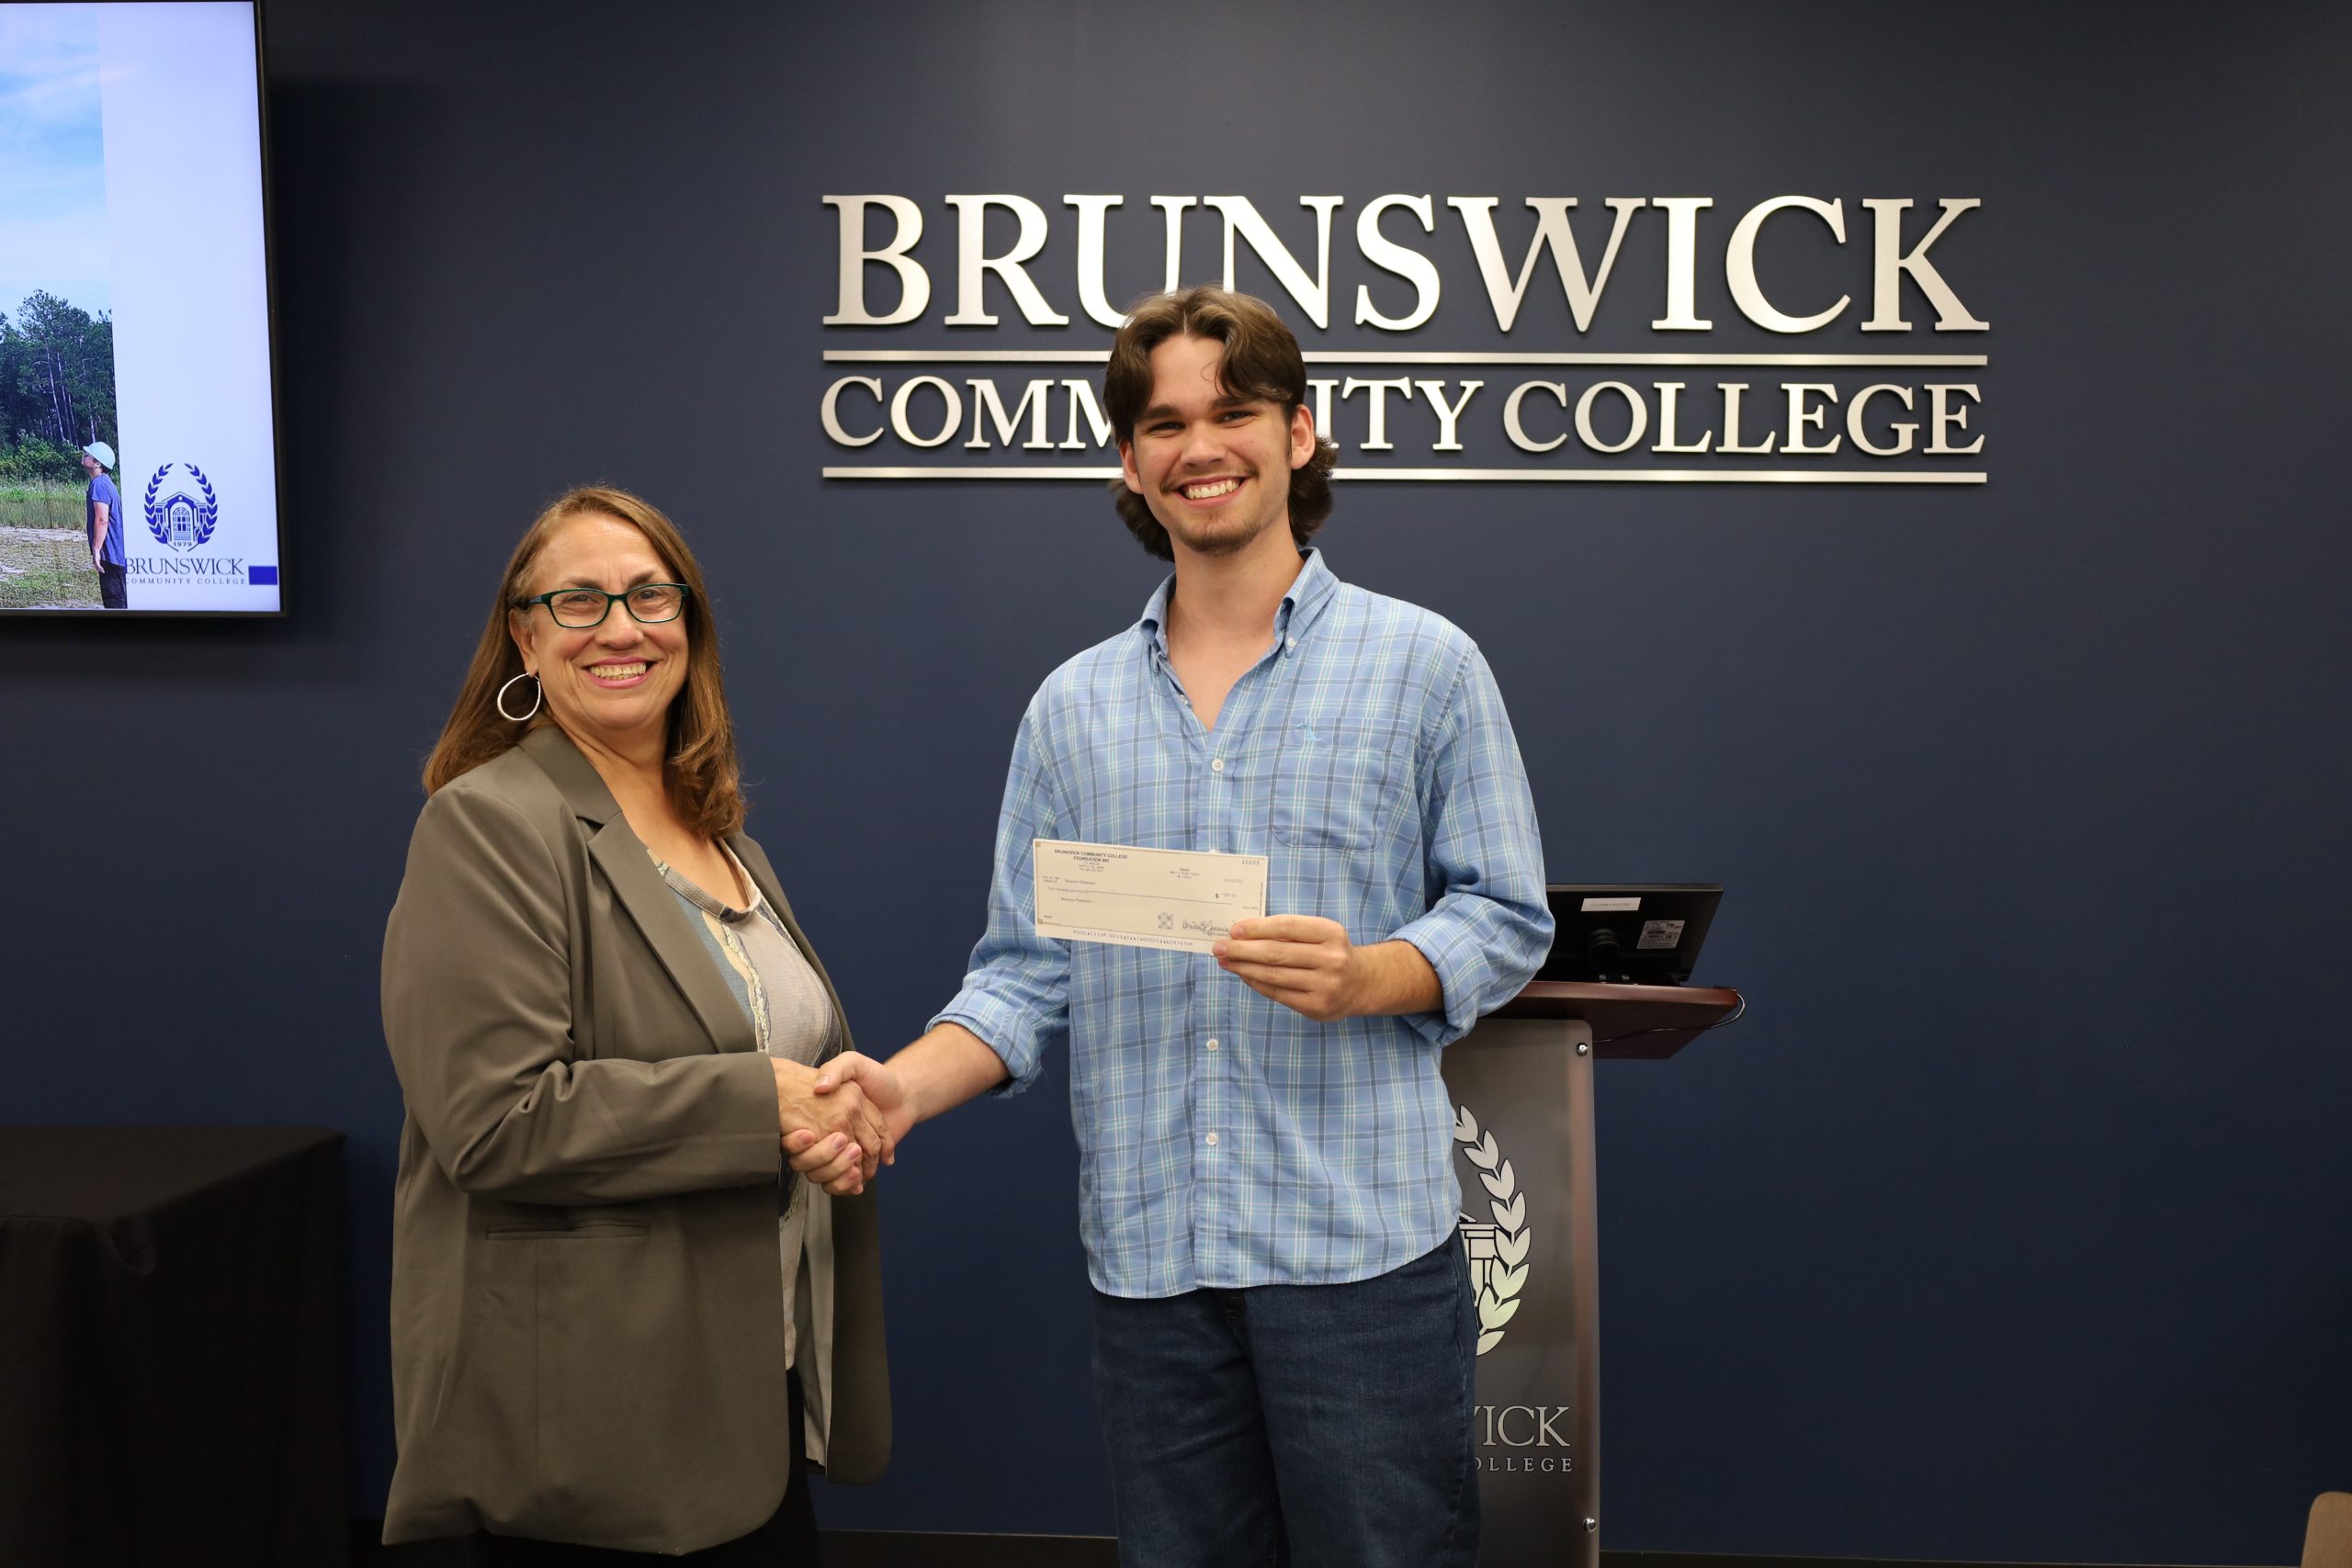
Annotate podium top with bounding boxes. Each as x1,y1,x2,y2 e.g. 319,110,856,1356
1489,981,1742,1059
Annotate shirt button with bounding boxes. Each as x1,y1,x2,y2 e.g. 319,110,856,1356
1286,637,1296,649
1210,758,1225,773
1205,1038,1220,1052
1205,1132,1220,1146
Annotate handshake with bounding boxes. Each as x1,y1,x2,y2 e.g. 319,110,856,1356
769,1054,905,1198
756,917,1430,1200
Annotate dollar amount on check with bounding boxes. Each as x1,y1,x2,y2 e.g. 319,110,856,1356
1032,839,1269,955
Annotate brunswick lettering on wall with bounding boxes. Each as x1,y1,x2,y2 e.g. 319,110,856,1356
819,194,1989,484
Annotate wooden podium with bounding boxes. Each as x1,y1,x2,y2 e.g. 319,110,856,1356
1440,980,1740,1568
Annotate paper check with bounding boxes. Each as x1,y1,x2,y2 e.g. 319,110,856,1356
1033,838,1268,955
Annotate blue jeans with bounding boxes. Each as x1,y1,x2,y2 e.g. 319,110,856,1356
1091,1235,1479,1568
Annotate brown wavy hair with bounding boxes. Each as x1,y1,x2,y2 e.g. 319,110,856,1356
421,486,745,837
1102,286,1340,561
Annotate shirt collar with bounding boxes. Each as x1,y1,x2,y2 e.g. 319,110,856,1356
648,840,763,921
1137,547,1339,660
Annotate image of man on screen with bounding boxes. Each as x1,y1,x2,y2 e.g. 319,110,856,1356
805,287,1554,1566
82,443,126,610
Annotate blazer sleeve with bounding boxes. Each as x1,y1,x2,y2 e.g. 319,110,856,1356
382,780,784,1206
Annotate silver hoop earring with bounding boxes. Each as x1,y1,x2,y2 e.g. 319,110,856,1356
496,671,543,722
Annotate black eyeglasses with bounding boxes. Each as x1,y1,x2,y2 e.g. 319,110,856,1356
518,582,691,629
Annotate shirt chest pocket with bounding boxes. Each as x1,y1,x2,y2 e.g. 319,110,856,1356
1270,724,1413,853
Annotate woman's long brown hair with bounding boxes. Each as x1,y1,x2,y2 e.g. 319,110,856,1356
421,485,745,838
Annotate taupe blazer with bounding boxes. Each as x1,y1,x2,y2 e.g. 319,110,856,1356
380,726,888,1553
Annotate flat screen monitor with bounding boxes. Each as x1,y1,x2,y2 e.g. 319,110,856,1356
1539,884,1723,986
1,1,280,615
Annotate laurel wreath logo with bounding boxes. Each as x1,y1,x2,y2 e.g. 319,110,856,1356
143,462,220,552
1454,1104,1530,1355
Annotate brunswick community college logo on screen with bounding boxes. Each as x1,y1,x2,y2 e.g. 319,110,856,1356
129,459,267,586
143,461,217,551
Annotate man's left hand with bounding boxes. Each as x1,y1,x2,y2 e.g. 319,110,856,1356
1215,916,1369,1022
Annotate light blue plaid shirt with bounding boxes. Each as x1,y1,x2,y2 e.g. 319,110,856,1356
935,549,1552,1298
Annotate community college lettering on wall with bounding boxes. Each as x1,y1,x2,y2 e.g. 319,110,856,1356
819,194,1989,484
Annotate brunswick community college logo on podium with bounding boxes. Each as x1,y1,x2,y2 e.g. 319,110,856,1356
1454,1103,1530,1355
143,462,220,553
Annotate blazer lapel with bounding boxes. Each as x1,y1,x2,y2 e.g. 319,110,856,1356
517,727,758,1057
590,824,761,1055
729,831,857,1058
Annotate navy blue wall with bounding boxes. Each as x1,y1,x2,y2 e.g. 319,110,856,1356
8,2,2349,1562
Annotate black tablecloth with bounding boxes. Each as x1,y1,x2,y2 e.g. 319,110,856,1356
0,1127,347,1567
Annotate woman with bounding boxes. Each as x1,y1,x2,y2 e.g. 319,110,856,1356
380,486,887,1562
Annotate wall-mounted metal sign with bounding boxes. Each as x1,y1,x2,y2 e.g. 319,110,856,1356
819,195,1988,484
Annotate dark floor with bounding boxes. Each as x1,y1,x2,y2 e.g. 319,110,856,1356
806,1534,1114,1568
352,1526,1120,1567
352,1525,2276,1568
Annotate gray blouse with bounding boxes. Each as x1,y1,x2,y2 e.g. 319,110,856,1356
653,848,839,1069
650,845,842,1425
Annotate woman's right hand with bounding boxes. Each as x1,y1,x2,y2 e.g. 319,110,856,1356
785,1051,917,1195
785,1126,868,1195
771,1057,888,1192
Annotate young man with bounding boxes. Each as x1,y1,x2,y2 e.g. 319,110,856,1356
82,441,127,609
807,287,1552,1566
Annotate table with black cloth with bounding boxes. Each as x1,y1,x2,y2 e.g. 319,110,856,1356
0,1126,347,1567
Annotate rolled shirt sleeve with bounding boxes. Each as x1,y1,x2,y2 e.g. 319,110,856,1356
1389,645,1555,1044
930,701,1071,1092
